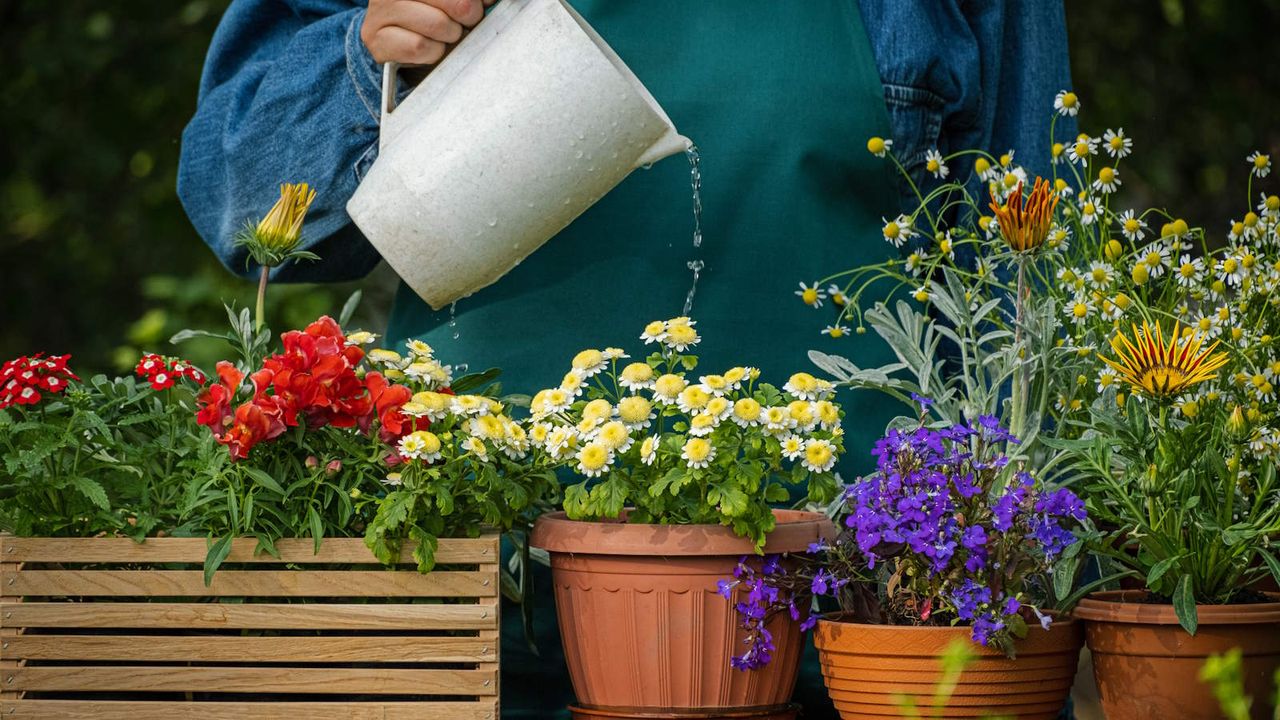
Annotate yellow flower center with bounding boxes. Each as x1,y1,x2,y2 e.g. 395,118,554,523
801,288,818,304
572,349,604,371
683,438,712,462
866,137,886,155
1098,167,1116,184
1179,263,1196,278
1144,251,1163,268
582,399,614,424
617,396,653,425
1109,135,1125,151
883,222,901,240
1074,141,1089,158
621,362,654,385
1003,172,1019,188
578,444,610,472
1255,154,1271,170
598,421,631,450
1072,303,1089,318
975,158,991,175
1223,258,1238,273
1244,212,1260,228
1051,143,1064,158
733,398,762,422
679,385,711,410
1061,92,1078,108
1091,267,1109,284
926,158,940,173
805,442,833,469
654,374,687,398
828,326,846,338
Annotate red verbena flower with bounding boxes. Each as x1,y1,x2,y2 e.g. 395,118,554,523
136,353,207,390
0,354,79,410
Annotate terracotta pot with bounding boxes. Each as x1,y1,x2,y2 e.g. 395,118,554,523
812,614,1083,719
531,509,834,719
1074,590,1280,720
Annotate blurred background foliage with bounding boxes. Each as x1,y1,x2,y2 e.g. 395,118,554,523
2,0,1278,374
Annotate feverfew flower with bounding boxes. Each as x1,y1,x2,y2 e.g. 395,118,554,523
1054,90,1080,116
681,437,715,469
925,148,950,179
1248,151,1272,178
866,136,892,158
1103,128,1132,158
1118,209,1147,242
796,282,827,308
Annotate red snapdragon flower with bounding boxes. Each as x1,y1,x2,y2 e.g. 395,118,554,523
259,316,371,428
0,354,79,409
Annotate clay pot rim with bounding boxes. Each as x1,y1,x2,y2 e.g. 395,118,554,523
530,509,834,556
815,610,1079,637
1073,589,1280,625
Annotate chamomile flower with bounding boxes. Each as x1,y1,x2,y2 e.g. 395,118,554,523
580,398,614,427
1078,195,1101,225
823,324,850,338
796,282,827,308
452,394,489,416
676,384,712,414
681,437,716,469
382,472,403,487
536,387,573,417
346,331,379,346
1069,134,1097,165
619,362,656,390
722,366,749,390
905,250,927,275
788,400,818,430
706,395,733,421
1086,261,1116,290
802,439,837,473
1051,142,1066,165
1046,225,1071,252
866,136,892,157
763,406,795,433
1248,151,1272,178
688,412,719,437
731,397,763,427
560,370,587,398
974,156,999,182
652,373,688,404
937,231,956,260
780,434,806,461
699,374,730,396
1064,294,1094,325
1118,209,1147,242
571,349,608,377
529,422,552,447
406,339,434,358
639,435,659,465
826,285,848,306
913,285,932,304
814,400,841,430
470,414,507,443
925,148,950,179
1093,166,1121,194
784,372,821,400
576,443,613,478
1138,243,1171,278
545,426,576,459
1096,369,1118,393
368,348,406,368
664,323,700,351
1218,256,1246,287
1175,255,1206,288
1054,90,1080,116
617,395,655,429
398,430,442,462
1102,128,1132,158
463,435,488,460
640,320,667,345
602,347,628,361
597,421,634,453
882,215,913,248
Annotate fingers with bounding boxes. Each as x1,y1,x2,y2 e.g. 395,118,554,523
388,0,464,43
368,25,447,65
427,0,485,27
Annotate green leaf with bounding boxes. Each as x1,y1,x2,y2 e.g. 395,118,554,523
764,484,790,503
308,506,324,555
450,367,502,394
1173,575,1198,635
1146,555,1183,588
243,467,284,496
203,536,233,587
338,290,363,326
68,476,109,510
410,528,439,573
1259,551,1280,588
1053,559,1076,600
169,328,230,345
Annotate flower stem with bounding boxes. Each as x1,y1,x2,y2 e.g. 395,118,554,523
255,266,270,334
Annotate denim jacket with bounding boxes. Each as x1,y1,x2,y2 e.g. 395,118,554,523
178,0,1074,281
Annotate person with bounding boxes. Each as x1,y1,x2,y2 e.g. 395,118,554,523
178,1,1074,717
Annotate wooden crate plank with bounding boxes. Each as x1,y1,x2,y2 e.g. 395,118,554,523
2,634,495,663
0,602,497,630
6,666,497,695
3,570,495,598
0,700,498,720
1,537,497,565
0,556,21,702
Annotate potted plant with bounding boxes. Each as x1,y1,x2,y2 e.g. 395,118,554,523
722,401,1088,719
528,317,842,719
0,184,559,718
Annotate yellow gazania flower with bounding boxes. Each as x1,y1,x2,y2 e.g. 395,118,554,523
242,182,317,264
1100,322,1229,397
989,177,1059,252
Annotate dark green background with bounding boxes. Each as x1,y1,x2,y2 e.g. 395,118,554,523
2,0,1278,372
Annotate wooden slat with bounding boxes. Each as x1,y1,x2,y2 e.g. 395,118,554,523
0,557,21,702
0,700,499,720
3,570,495,598
7,666,497,695
1,536,498,565
0,602,497,630
2,635,494,663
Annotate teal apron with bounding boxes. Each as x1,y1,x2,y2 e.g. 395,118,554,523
386,3,897,716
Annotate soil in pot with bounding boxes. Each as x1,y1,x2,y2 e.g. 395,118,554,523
813,613,1083,719
531,509,834,720
1074,590,1280,720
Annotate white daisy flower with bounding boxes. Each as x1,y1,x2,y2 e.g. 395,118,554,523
651,373,688,405
882,214,914,248
405,339,434,358
1064,294,1094,325
575,443,613,478
763,406,796,433
688,412,719,437
1174,255,1205,288
639,435,659,466
1138,243,1171,278
1054,90,1081,117
571,349,609,378
560,370,587,398
1218,256,1246,287
1096,370,1118,393
681,437,716,469
639,320,667,345
1248,151,1272,178
1069,134,1097,166
822,324,850,338
676,384,712,414
801,438,838,473
1118,210,1147,242
1093,166,1121,194
1078,195,1101,226
796,282,827,308
780,434,806,461
346,331,379,346
619,362,656,391
1102,128,1132,158
1086,261,1116,290
925,148,950,179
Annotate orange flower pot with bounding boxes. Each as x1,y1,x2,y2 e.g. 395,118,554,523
1074,590,1280,720
531,510,834,719
812,614,1083,719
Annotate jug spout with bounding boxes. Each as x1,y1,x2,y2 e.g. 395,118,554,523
636,132,692,169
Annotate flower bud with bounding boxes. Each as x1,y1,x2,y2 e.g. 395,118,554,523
1227,405,1247,437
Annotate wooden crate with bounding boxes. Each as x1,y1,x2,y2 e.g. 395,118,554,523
0,535,500,719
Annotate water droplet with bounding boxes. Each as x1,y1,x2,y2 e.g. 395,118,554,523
487,217,498,227
526,201,535,209
448,302,460,341
563,197,572,205
575,150,584,159
682,143,705,315
577,131,585,140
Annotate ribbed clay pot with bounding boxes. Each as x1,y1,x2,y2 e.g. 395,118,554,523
531,509,834,719
813,613,1083,719
1074,590,1280,720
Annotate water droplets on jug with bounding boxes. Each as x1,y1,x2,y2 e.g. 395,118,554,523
681,142,704,316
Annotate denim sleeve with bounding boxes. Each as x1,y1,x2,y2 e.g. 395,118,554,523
177,0,390,282
857,0,1076,204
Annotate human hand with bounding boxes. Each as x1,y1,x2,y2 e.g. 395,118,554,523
361,0,498,66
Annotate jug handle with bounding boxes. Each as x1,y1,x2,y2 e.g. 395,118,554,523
380,61,401,121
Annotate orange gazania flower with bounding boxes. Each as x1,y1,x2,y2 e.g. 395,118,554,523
1100,322,1229,397
989,177,1058,252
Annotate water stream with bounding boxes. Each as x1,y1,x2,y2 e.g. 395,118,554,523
682,143,703,316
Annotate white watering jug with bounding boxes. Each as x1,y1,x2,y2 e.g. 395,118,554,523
346,0,691,310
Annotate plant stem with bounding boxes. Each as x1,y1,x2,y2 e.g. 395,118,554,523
255,266,270,333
